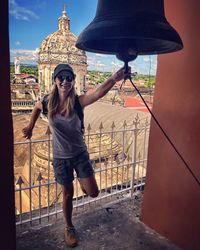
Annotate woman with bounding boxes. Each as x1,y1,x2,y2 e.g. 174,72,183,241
22,63,128,247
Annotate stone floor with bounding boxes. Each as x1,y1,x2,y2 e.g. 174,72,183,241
16,195,181,250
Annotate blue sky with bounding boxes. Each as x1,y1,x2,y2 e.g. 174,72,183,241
9,0,157,75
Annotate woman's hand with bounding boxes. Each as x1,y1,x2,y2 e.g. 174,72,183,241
111,66,131,82
22,126,33,139
78,66,131,108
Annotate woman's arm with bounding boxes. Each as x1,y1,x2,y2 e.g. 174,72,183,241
79,67,130,108
22,101,42,139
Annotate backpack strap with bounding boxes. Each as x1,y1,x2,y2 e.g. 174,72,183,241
41,94,49,117
74,95,84,134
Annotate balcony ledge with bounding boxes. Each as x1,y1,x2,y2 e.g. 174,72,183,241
16,194,180,250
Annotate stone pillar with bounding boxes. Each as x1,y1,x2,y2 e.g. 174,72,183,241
141,1,200,250
44,65,50,92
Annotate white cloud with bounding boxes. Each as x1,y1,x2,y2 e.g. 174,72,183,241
152,63,158,71
128,62,138,72
87,60,95,66
10,49,39,64
95,53,107,58
97,63,105,67
111,61,122,67
35,48,39,53
15,41,21,46
87,56,95,61
9,0,39,21
143,57,152,63
86,56,96,66
86,53,157,74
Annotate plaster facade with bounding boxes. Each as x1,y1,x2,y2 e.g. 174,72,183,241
141,1,200,249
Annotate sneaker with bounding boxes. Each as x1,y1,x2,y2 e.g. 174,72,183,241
64,227,78,247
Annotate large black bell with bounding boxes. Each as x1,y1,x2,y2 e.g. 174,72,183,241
76,0,183,62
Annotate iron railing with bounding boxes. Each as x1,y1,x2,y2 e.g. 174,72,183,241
12,100,36,113
14,116,150,226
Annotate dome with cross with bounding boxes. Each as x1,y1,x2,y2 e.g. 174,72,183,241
38,4,87,94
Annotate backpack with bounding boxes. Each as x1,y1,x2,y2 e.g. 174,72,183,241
41,94,85,134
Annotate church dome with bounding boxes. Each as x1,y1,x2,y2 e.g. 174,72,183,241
38,4,87,93
38,4,86,65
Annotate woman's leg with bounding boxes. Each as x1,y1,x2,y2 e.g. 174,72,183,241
74,151,99,197
61,182,74,227
53,159,77,247
79,175,99,198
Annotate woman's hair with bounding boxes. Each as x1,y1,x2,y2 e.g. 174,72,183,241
48,83,76,118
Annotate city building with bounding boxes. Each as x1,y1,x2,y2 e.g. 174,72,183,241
38,4,87,94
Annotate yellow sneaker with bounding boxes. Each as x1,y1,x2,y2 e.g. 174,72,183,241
64,227,78,247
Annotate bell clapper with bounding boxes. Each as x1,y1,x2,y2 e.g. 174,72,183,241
119,61,131,90
124,61,129,79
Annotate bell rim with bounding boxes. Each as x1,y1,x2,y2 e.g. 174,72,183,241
76,19,183,55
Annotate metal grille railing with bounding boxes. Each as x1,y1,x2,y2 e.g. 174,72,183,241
14,116,150,226
12,100,36,106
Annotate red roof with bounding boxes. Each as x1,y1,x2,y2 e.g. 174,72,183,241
124,97,151,113
19,73,29,78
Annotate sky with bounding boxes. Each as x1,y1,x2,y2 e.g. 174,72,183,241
9,0,157,75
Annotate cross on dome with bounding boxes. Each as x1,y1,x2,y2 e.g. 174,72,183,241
62,2,67,17
58,2,70,31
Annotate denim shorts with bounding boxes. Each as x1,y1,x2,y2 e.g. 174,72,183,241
52,151,94,186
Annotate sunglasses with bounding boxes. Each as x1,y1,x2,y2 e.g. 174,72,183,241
57,75,74,83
